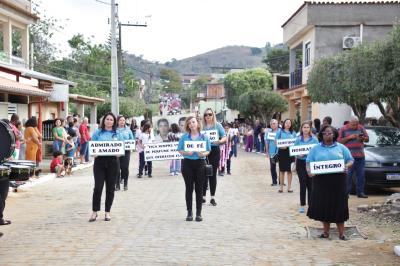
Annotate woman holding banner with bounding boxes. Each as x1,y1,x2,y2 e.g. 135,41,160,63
265,119,280,186
276,119,296,193
89,112,122,222
306,125,354,240
293,121,319,213
116,116,134,191
202,108,226,206
178,116,211,222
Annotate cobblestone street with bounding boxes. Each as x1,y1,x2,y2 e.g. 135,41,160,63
1,151,399,265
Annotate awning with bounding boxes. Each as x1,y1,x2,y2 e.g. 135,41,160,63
0,62,76,87
69,94,105,104
0,77,50,97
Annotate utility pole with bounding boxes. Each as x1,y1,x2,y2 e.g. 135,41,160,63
110,0,119,115
117,21,147,96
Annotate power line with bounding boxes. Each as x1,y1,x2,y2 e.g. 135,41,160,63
34,61,111,80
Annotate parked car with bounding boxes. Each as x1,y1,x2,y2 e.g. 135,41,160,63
357,126,400,189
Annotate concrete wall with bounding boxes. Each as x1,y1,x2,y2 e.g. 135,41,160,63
314,25,394,60
283,5,308,45
314,103,352,128
0,102,7,119
308,4,400,27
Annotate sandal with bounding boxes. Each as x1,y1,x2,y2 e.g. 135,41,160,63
0,219,11,226
339,235,347,241
278,190,283,193
88,213,98,222
288,190,293,193
319,233,329,239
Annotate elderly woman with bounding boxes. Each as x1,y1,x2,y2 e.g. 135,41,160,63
306,125,354,240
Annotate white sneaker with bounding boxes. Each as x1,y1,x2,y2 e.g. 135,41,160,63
170,173,174,176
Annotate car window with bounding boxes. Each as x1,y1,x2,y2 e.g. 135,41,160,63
366,128,400,146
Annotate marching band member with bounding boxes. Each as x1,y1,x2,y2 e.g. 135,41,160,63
116,115,134,191
306,125,354,240
202,108,226,206
178,116,211,222
89,112,122,222
293,121,318,213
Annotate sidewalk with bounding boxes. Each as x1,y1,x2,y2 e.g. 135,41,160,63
8,160,93,193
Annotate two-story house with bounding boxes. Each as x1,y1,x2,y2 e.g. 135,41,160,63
281,1,400,127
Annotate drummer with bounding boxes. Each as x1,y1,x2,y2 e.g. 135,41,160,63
0,120,11,227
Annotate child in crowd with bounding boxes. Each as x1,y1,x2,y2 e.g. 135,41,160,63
50,151,65,178
137,122,153,178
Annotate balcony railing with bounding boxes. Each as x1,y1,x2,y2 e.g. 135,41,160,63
290,68,302,88
0,51,29,68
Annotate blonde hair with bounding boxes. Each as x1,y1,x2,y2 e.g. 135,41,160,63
202,108,217,128
185,116,202,133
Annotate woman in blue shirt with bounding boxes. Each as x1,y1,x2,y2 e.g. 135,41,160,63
178,116,211,222
276,119,296,193
201,108,226,206
89,112,122,223
264,119,280,186
115,115,135,191
306,125,354,240
293,121,319,213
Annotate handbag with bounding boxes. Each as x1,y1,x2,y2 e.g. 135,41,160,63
205,158,213,177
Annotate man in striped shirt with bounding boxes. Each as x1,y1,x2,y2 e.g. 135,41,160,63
338,116,369,198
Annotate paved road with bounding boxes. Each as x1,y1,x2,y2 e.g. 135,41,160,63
0,151,398,265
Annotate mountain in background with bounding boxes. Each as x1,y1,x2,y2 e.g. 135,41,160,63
124,45,268,79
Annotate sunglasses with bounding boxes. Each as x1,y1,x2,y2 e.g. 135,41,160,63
204,113,213,117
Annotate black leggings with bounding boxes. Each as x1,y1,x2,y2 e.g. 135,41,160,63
203,146,220,197
182,159,205,213
0,178,9,220
92,156,119,212
296,159,312,206
118,150,131,186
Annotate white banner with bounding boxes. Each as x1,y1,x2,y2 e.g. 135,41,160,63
88,141,125,156
144,142,183,161
276,138,296,148
289,144,317,156
124,140,136,151
201,130,219,142
266,132,276,141
184,141,207,152
310,159,345,175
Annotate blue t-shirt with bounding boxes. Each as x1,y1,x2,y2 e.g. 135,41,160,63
177,133,211,160
306,142,354,164
117,126,134,141
276,129,297,140
293,135,319,160
91,129,123,141
264,128,279,156
65,143,75,158
202,123,225,147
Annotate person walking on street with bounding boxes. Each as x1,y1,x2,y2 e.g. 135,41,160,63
276,119,296,193
294,121,319,213
253,120,262,153
79,117,91,164
168,123,182,175
202,108,226,206
116,115,134,191
306,125,354,240
137,122,153,178
178,116,211,222
265,119,280,186
338,116,369,198
89,112,122,222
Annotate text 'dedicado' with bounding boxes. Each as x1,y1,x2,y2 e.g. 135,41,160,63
289,144,316,156
310,159,345,175
89,141,125,156
276,138,296,148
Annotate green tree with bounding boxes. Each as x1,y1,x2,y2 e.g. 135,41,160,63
238,90,288,123
224,68,273,110
262,47,289,73
160,68,182,93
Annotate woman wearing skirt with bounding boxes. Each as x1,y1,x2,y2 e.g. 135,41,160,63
306,125,354,240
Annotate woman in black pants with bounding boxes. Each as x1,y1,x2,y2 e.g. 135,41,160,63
178,116,211,221
115,116,134,191
202,108,226,206
89,112,122,222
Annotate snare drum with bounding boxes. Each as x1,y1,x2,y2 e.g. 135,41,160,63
9,165,31,181
0,120,16,162
0,165,10,180
10,160,36,176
